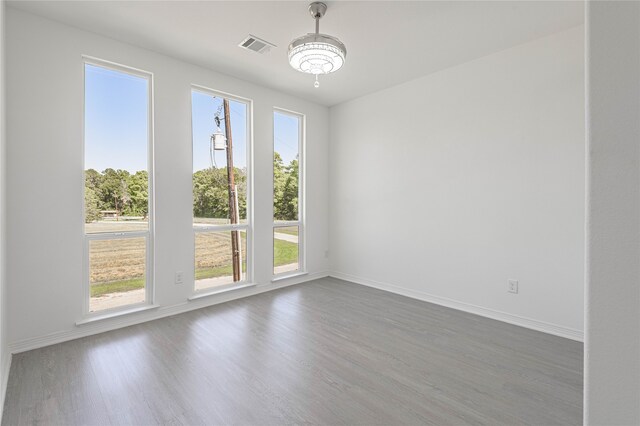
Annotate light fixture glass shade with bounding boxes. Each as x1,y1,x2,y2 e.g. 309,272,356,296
211,128,227,151
288,34,346,75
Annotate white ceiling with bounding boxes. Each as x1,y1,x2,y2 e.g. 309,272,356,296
8,1,584,106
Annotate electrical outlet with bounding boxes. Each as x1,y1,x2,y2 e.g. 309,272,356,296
508,279,519,294
175,271,184,285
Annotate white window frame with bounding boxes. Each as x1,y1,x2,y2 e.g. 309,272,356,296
272,108,305,278
190,85,253,295
82,57,155,318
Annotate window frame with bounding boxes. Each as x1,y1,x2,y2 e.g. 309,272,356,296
81,56,155,317
272,107,306,278
190,85,254,294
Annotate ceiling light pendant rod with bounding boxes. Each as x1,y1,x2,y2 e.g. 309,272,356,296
310,2,326,88
310,2,326,27
311,2,324,41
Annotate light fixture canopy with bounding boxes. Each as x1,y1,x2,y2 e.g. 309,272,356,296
288,2,346,88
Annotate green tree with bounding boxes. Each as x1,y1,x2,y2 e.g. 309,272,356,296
85,168,103,192
193,168,228,218
274,153,298,221
281,158,298,220
273,152,286,220
235,167,247,220
192,167,247,220
84,186,102,223
100,168,131,217
125,171,148,218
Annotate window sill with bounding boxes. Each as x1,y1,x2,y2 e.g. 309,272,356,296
271,271,308,283
188,282,257,301
76,304,160,326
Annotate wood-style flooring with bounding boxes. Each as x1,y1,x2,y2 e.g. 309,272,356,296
2,278,583,425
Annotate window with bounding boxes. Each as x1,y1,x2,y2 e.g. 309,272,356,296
273,109,304,276
83,59,153,314
192,88,251,292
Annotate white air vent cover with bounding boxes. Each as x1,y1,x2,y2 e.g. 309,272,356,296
239,35,276,54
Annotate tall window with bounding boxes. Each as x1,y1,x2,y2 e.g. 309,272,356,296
192,87,251,292
83,59,153,314
273,109,304,276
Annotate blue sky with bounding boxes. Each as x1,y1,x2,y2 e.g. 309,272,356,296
192,95,300,171
274,111,300,166
192,91,247,171
85,63,300,174
85,64,148,173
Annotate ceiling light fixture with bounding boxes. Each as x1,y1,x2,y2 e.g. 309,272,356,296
288,2,347,88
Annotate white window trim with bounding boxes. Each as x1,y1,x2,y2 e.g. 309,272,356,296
272,107,306,278
81,56,155,319
190,85,254,294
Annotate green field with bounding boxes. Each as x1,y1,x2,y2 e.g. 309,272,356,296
91,237,298,297
91,277,145,298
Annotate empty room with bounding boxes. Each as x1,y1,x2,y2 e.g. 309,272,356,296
0,0,638,425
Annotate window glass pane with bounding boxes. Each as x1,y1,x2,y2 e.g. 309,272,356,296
84,64,149,233
195,231,247,291
89,237,146,312
192,92,248,225
274,226,299,275
273,112,300,221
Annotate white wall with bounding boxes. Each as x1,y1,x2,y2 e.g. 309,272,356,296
330,27,585,339
5,8,329,349
585,2,640,424
0,0,9,417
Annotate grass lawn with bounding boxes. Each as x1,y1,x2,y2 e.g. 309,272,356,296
91,238,298,297
195,263,246,281
273,237,299,267
91,277,145,298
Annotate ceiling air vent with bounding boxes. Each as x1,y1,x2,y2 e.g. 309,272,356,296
239,35,276,54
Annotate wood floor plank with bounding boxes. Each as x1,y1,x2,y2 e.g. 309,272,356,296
2,278,583,425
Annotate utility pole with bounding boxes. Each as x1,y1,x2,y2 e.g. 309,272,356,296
223,98,241,281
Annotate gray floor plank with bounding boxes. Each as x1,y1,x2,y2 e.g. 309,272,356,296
2,278,583,425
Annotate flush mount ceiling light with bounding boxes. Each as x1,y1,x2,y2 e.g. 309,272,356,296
288,2,347,88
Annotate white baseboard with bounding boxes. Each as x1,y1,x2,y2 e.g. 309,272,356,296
329,271,584,342
0,351,11,424
8,271,329,354
7,269,582,354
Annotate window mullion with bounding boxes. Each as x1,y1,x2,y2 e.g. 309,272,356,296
193,224,248,233
85,231,149,241
273,221,300,228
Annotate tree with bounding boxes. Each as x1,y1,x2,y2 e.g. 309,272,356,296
281,158,298,220
84,186,102,223
100,168,131,218
274,153,298,221
85,168,103,192
235,167,248,219
125,171,148,218
193,168,228,218
192,167,247,220
273,152,286,220
84,165,249,222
